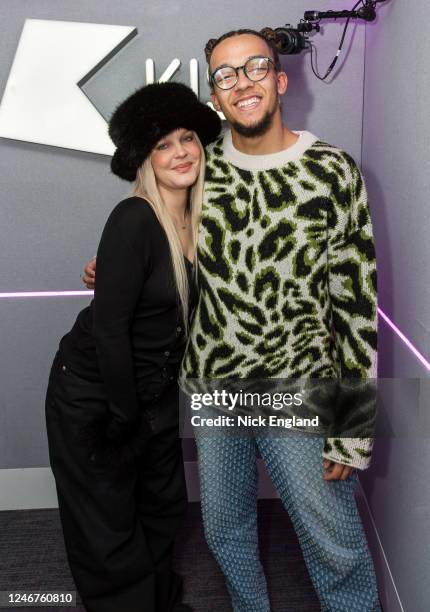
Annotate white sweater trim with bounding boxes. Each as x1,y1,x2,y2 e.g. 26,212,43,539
222,129,319,171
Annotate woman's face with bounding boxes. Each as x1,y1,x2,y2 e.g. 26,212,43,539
151,128,201,191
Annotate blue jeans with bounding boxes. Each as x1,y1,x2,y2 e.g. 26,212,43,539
195,433,381,611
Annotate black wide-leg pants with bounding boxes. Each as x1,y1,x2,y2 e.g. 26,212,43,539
45,353,187,612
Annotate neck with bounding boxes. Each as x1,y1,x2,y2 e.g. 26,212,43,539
158,185,189,224
231,114,299,155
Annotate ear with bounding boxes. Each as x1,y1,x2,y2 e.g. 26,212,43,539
276,71,288,96
210,90,222,112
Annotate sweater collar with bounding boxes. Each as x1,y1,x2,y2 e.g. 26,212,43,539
221,129,319,171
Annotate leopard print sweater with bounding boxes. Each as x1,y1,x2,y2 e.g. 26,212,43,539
180,130,378,470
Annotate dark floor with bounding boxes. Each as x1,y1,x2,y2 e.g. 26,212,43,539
0,500,320,611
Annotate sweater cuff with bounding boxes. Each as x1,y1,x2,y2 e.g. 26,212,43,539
323,437,374,470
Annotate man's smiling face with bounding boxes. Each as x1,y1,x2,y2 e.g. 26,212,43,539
209,33,287,138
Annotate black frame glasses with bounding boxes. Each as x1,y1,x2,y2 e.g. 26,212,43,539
210,56,275,90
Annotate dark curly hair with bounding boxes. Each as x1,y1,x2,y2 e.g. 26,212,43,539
204,27,282,76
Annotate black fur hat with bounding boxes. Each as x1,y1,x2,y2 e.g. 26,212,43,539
109,82,222,181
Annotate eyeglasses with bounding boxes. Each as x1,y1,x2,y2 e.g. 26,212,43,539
210,56,275,90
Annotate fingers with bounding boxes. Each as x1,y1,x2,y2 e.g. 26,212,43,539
82,257,96,289
323,459,354,481
82,271,95,289
85,256,96,276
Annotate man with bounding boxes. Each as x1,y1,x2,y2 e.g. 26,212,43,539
84,29,380,611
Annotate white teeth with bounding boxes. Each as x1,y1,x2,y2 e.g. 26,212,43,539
237,97,259,108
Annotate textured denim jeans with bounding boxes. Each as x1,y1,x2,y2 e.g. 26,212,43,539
195,433,381,611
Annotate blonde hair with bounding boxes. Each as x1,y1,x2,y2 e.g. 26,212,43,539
132,134,205,333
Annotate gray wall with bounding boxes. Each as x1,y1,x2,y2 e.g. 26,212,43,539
0,0,365,468
360,1,430,611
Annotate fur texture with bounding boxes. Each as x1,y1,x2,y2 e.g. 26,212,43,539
109,82,222,181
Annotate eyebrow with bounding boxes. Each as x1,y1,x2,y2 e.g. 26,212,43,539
212,63,231,71
212,55,266,72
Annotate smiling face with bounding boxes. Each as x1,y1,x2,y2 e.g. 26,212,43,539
209,34,288,138
150,128,201,191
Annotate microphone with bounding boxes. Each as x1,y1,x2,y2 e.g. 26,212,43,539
304,10,355,20
304,6,376,22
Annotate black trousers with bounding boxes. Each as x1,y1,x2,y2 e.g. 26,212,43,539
45,353,188,612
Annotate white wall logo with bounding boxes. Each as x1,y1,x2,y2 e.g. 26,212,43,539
0,19,220,156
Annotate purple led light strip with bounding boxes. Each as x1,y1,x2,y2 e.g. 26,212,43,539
0,291,93,297
0,291,428,371
377,307,430,372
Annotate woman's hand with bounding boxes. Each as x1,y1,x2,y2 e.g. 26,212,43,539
82,415,150,468
82,256,96,289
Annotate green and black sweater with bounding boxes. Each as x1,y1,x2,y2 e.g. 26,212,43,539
180,130,378,470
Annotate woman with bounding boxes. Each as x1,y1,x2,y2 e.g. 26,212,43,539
45,82,221,612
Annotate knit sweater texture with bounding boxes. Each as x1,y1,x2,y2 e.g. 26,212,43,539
180,129,378,470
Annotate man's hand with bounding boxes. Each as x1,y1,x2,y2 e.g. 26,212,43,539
82,257,96,289
323,459,354,481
